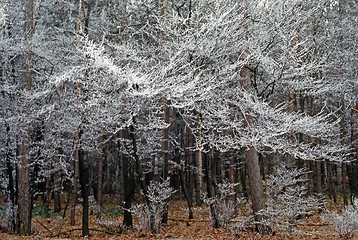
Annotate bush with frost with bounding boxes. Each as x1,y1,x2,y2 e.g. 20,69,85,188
323,200,358,239
202,180,239,228
256,164,324,232
130,178,176,233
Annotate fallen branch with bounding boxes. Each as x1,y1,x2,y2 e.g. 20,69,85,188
34,218,54,237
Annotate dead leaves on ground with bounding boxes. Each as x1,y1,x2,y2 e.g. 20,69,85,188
0,200,347,239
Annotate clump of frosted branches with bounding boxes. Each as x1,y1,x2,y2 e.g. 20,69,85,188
257,164,324,232
131,178,176,233
323,200,358,239
202,179,238,228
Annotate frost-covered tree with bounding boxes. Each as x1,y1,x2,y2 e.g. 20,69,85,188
1,0,357,237
258,164,324,233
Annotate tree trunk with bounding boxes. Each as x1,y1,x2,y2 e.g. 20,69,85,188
53,148,62,213
161,97,170,223
70,131,80,226
339,96,348,205
97,129,104,219
5,124,16,232
70,0,84,226
204,150,219,228
78,149,90,237
326,160,337,203
17,0,34,235
18,132,32,235
240,66,265,232
195,112,203,204
122,151,134,228
286,89,295,167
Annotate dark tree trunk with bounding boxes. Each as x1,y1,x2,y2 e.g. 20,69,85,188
240,155,249,199
70,131,80,226
326,160,337,203
17,0,34,235
5,125,16,232
339,96,348,205
204,151,219,228
122,153,134,228
97,130,104,219
78,149,90,237
179,170,193,219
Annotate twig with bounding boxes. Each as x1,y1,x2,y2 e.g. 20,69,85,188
34,218,54,237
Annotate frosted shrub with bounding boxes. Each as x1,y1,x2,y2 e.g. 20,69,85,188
202,180,238,228
131,178,176,233
257,164,323,232
327,200,358,239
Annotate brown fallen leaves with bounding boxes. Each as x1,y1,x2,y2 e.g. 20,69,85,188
0,200,346,239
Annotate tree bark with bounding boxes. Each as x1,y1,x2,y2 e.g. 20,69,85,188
195,113,203,205
5,124,16,232
122,147,134,228
97,130,104,219
339,96,348,205
70,131,80,226
240,66,265,232
17,0,34,235
78,148,90,236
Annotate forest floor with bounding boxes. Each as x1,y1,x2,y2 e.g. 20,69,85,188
0,197,355,240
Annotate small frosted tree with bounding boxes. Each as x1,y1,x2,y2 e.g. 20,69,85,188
202,180,239,228
130,178,176,233
256,164,324,232
323,200,358,239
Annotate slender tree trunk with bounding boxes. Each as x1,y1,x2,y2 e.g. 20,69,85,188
270,94,277,176
53,147,62,213
239,153,249,199
17,0,34,235
70,0,85,226
187,125,194,213
129,119,148,200
179,170,193,219
18,130,32,235
161,0,170,224
45,175,51,218
122,147,134,228
240,66,266,232
204,150,219,228
118,131,125,207
195,113,203,204
70,130,80,226
286,90,296,167
339,96,348,205
326,160,337,203
97,129,104,219
229,150,236,201
5,124,16,232
78,148,90,237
